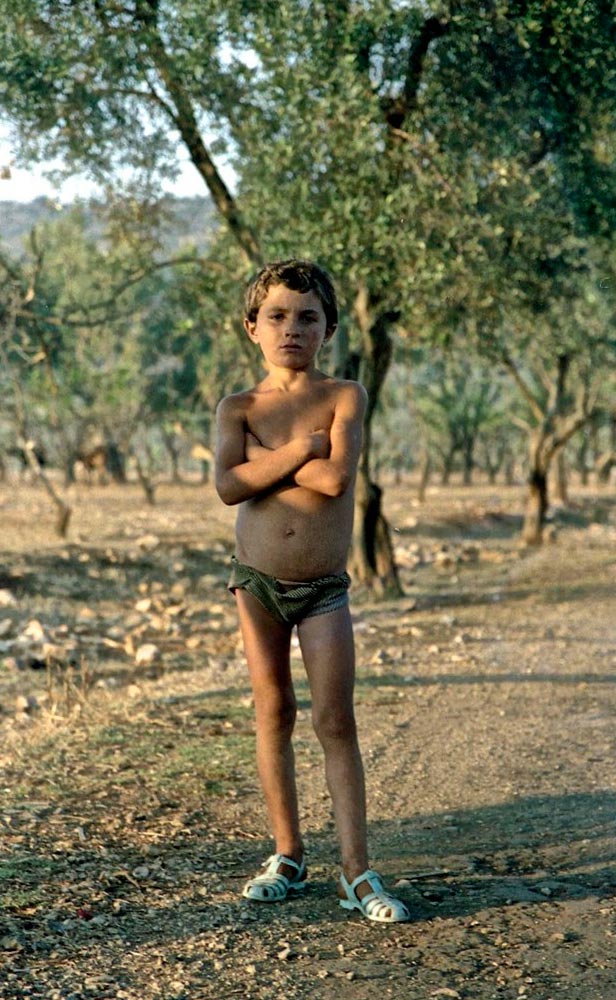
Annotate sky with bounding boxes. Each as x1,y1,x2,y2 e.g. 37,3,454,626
0,124,210,203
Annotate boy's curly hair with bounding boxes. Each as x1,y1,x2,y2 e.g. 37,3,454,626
244,258,338,330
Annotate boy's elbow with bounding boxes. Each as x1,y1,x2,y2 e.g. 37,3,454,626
326,469,352,497
215,473,241,506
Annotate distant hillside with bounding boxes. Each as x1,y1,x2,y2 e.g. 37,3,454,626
0,195,218,257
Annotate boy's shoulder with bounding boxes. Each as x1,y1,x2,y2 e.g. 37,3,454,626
323,376,368,407
216,387,259,417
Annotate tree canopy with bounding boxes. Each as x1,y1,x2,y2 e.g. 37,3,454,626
1,0,615,558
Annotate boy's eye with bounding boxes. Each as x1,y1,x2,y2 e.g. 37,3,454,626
266,311,320,323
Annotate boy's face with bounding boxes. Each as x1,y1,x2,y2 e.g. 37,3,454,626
244,283,335,371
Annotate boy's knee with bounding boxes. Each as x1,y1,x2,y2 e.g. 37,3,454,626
257,691,297,733
312,706,356,746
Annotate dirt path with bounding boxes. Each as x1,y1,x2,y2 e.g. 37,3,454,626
0,483,615,999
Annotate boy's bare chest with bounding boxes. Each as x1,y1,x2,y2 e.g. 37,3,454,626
247,392,335,448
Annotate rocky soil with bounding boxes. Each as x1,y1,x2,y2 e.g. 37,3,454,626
0,480,615,1000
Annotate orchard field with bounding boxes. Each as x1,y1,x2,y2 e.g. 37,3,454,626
0,478,615,1000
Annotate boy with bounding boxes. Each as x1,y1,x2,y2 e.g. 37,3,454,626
215,258,409,922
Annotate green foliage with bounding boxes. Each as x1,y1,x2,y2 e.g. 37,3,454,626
0,203,244,466
0,0,614,489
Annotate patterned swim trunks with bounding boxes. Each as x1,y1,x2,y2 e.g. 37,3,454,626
228,556,351,625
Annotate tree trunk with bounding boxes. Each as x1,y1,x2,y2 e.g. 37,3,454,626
134,453,156,505
576,432,590,485
64,455,77,487
349,469,401,595
441,452,454,485
462,442,474,486
523,466,548,545
553,451,569,504
350,289,402,595
20,438,72,537
162,429,182,483
505,352,595,545
417,446,431,502
596,452,616,484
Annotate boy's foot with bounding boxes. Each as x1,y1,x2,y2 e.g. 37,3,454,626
339,869,411,922
242,853,307,902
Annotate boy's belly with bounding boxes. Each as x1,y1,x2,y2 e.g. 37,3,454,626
235,487,354,580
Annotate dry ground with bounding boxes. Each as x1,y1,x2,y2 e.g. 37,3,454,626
0,477,615,1000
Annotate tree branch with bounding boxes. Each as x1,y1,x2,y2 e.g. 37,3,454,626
500,350,544,423
403,15,451,113
132,7,262,267
381,15,450,130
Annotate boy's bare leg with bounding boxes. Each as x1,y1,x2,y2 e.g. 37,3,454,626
235,590,304,867
297,605,370,882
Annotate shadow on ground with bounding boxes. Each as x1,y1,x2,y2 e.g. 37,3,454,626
2,791,614,952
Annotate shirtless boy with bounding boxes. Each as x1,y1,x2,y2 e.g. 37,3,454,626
215,258,409,922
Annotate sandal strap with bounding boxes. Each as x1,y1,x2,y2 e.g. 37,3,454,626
263,853,305,878
360,888,409,921
340,868,410,922
344,868,383,894
243,854,307,901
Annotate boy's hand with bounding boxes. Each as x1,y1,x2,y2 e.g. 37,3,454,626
307,428,330,460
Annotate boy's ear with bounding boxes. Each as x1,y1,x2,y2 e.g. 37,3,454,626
324,324,337,343
244,317,258,341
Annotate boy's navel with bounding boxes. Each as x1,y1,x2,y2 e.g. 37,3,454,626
284,527,295,537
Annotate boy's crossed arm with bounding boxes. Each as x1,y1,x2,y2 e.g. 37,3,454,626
243,382,366,500
215,395,330,506
293,382,366,496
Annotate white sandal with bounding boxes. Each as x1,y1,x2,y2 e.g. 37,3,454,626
242,853,307,902
339,869,411,923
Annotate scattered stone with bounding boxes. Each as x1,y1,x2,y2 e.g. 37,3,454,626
371,649,394,665
434,549,457,570
20,619,47,643
0,590,17,608
0,618,14,637
421,887,452,902
15,694,39,713
42,641,74,663
134,643,161,666
136,534,161,550
77,607,97,621
453,633,471,645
